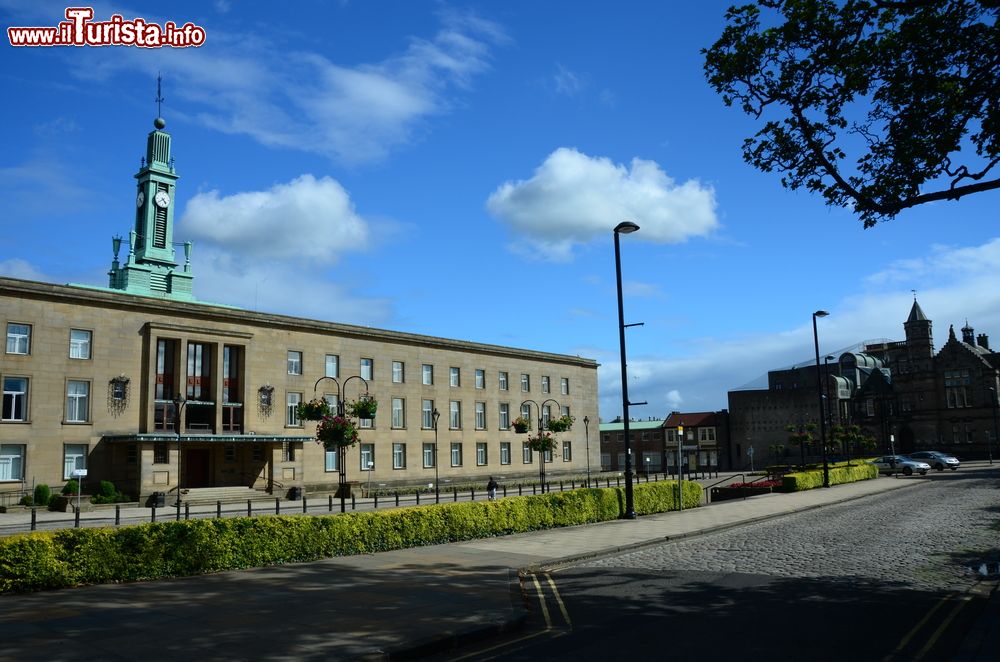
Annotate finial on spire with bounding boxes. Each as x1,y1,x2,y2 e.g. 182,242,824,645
911,289,917,302
154,73,166,129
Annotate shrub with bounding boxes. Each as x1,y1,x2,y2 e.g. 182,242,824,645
62,480,79,496
0,480,701,593
90,481,129,505
782,462,878,492
33,484,51,507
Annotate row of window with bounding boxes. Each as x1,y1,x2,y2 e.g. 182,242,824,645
2,377,93,423
287,352,571,395
5,323,92,359
324,440,574,472
286,393,571,431
0,443,88,482
599,428,717,443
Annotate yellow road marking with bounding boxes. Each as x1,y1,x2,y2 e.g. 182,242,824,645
531,574,552,629
914,595,971,660
884,595,950,661
545,573,572,628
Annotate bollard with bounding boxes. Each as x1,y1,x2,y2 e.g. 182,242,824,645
532,483,536,495
329,494,334,512
115,505,121,526
341,495,346,513
217,501,222,518
471,489,475,501
395,491,400,507
616,476,621,487
518,484,523,496
248,499,252,517
30,507,36,531
151,504,157,522
572,480,576,489
560,481,564,491
176,501,181,521
416,490,420,505
374,493,378,509
302,497,308,514
503,485,507,498
453,487,458,502
276,497,281,515
75,507,80,528
351,494,356,510
185,502,190,520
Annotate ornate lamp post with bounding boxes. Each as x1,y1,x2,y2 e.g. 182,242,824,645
812,310,830,488
314,375,371,501
614,220,640,519
432,408,441,502
583,415,591,487
520,398,562,493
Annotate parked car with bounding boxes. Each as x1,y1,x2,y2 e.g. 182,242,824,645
906,451,960,471
870,455,931,476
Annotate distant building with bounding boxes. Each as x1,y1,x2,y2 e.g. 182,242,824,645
599,410,730,474
727,300,1000,468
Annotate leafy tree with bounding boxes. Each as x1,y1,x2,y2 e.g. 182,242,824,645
786,422,817,467
703,1,999,226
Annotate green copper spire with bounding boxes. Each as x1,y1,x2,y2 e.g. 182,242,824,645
108,78,195,301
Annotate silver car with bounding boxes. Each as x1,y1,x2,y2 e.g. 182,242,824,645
907,450,960,471
871,455,931,476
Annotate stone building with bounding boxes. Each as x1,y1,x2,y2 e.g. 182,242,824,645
599,410,730,474
0,116,598,503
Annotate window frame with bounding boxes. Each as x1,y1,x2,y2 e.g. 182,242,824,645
360,443,375,471
500,442,511,465
450,367,461,387
475,401,486,430
475,369,485,389
360,358,374,381
287,350,303,375
521,373,530,392
391,397,405,429
423,443,435,469
498,371,508,391
392,360,405,384
65,379,91,424
5,323,30,355
69,328,92,360
63,443,88,480
2,377,29,422
450,442,463,467
422,364,434,386
449,400,461,429
286,392,303,427
0,444,26,481
392,442,406,469
476,442,487,466
325,354,340,378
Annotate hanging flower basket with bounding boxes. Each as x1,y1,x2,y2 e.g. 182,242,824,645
527,432,557,452
316,415,360,449
512,417,531,433
347,395,378,420
546,414,574,433
297,398,331,421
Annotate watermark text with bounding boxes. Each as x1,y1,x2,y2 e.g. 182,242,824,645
8,7,206,48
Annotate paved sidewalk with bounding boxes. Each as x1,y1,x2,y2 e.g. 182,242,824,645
0,469,996,661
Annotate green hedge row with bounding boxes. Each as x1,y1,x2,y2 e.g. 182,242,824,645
0,480,702,593
782,462,878,492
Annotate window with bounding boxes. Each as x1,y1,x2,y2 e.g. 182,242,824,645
359,414,373,429
325,354,339,378
422,399,435,429
63,444,88,480
391,397,405,428
252,445,263,462
392,361,405,383
699,427,717,442
69,329,92,359
224,445,236,463
521,403,531,422
475,369,485,389
287,392,302,426
282,441,295,462
544,449,553,463
499,371,508,391
2,377,28,422
393,443,406,469
561,405,571,419
360,358,373,380
127,444,137,465
475,402,486,430
477,442,487,466
360,443,374,471
287,351,302,375
522,442,533,464
500,442,511,465
563,442,572,462
422,364,433,385
423,443,435,468
5,323,30,354
450,367,460,387
945,370,971,408
0,444,25,481
541,376,550,393
449,400,461,429
521,373,530,392
450,442,463,467
154,441,168,464
499,403,510,429
65,380,90,423
560,377,569,395
325,448,339,472
542,405,552,427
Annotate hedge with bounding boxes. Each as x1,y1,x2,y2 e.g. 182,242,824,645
782,462,878,492
0,480,702,593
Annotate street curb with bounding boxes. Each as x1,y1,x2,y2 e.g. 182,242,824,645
522,478,925,574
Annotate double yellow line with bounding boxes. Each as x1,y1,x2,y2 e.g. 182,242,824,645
884,591,972,661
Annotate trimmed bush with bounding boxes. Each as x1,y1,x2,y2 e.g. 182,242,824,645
0,481,698,593
62,480,79,496
782,462,878,492
33,484,51,507
90,481,129,505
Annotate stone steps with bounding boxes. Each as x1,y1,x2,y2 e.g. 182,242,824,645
179,486,271,505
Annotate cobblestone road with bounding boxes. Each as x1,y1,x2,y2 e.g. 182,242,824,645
580,471,1000,591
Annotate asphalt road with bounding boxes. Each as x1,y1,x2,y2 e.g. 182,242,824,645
441,468,1000,661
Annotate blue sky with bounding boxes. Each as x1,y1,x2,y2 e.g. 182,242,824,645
2,1,998,421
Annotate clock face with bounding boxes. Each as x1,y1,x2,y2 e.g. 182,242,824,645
136,190,145,208
154,190,170,208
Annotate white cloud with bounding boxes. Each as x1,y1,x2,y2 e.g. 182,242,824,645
487,148,718,260
0,259,50,281
179,175,368,263
553,64,585,95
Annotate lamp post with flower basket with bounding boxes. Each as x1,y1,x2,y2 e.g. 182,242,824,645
519,398,569,492
305,376,376,502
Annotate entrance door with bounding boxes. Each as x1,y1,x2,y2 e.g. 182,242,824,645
185,448,211,488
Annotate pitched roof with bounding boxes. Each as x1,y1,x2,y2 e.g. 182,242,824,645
907,300,928,323
599,419,664,432
664,411,723,427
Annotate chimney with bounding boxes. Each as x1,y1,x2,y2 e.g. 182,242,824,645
978,333,990,351
962,322,975,345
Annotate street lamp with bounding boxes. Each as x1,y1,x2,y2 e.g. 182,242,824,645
314,375,371,505
812,310,830,488
988,387,998,466
171,396,189,514
432,408,441,503
583,415,591,487
614,220,640,519
520,398,562,493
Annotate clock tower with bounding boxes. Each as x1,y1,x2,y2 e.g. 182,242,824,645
108,113,195,300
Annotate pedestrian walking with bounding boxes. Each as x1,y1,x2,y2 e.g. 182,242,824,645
486,476,498,501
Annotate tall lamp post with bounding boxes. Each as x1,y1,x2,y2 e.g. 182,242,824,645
520,398,562,493
314,375,370,503
812,310,830,488
583,415,591,487
988,387,998,466
614,220,640,519
432,408,441,502
171,396,189,514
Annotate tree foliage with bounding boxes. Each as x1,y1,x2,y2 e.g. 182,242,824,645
703,0,1000,226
